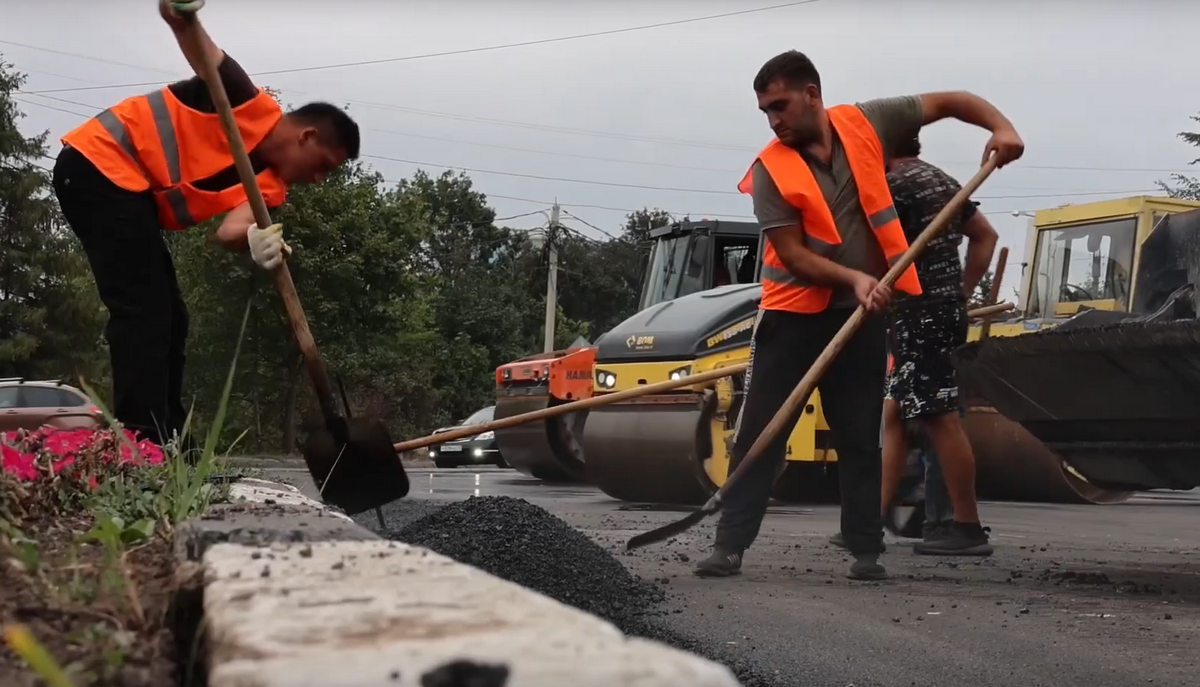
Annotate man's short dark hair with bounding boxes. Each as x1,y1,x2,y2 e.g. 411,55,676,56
894,135,922,158
753,50,821,95
288,102,360,159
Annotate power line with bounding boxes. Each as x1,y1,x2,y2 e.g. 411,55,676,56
561,211,622,241
367,152,1165,200
24,90,747,174
0,38,181,79
364,152,738,195
11,46,1200,176
11,96,93,118
9,91,1178,207
10,1,825,94
369,127,738,174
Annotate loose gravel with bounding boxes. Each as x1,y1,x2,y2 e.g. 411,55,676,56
383,496,784,687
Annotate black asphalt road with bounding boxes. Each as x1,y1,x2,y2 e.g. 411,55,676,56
257,463,1200,687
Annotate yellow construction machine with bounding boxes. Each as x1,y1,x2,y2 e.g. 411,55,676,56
582,194,1200,506
494,219,762,484
957,195,1200,502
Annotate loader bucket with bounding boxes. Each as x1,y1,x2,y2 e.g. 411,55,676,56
954,288,1200,494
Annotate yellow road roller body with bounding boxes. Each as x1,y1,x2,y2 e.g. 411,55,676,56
582,283,840,506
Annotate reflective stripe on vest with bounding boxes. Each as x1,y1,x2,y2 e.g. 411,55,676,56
62,87,284,230
738,104,923,313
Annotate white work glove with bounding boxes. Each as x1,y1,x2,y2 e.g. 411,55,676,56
247,223,292,271
162,0,205,16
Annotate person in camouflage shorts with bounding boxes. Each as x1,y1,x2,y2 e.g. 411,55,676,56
882,134,999,556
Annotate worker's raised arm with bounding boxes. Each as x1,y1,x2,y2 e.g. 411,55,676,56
919,91,1025,167
159,1,223,80
960,205,999,299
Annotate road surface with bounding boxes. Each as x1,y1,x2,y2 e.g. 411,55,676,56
254,462,1200,687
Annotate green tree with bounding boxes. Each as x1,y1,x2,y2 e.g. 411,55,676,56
0,57,106,383
551,207,673,340
171,161,440,450
1157,112,1200,200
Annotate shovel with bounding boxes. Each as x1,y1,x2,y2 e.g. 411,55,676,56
627,156,1001,551
181,17,408,516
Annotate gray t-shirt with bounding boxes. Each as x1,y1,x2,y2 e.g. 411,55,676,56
752,95,924,308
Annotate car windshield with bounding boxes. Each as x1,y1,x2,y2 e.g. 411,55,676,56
1028,217,1137,317
461,406,495,426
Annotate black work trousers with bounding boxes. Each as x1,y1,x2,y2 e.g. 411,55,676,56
715,307,888,555
53,146,188,445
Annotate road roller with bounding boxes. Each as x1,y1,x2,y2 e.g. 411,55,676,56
581,282,842,505
494,219,764,483
957,196,1200,502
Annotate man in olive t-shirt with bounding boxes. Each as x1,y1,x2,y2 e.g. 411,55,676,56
694,51,1023,582
750,95,925,308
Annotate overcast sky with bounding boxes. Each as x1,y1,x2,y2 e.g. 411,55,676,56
4,0,1199,298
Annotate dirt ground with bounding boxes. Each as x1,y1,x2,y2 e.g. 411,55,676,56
0,513,179,687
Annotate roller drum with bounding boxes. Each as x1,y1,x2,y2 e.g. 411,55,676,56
494,394,587,483
583,398,716,505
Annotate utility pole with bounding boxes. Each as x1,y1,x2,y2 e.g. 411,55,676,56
543,203,560,353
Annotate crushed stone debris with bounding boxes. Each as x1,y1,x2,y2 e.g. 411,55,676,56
384,496,784,687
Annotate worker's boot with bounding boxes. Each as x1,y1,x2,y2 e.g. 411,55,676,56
913,522,993,556
847,554,887,581
694,546,743,577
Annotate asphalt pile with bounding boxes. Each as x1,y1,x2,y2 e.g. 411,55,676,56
388,495,665,624
386,496,783,687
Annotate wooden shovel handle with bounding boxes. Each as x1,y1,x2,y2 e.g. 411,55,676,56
978,247,1009,340
392,300,1007,453
181,19,337,409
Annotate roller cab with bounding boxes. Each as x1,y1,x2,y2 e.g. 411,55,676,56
959,196,1200,501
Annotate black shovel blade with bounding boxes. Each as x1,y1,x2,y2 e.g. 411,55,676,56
302,416,409,516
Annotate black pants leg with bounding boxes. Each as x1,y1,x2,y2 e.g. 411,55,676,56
715,308,888,555
53,147,187,445
820,310,887,554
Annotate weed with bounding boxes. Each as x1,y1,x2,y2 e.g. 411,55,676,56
4,623,76,687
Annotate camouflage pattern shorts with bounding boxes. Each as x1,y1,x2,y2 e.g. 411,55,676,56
885,298,968,420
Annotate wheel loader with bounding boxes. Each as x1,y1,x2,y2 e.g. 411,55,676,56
494,219,763,483
955,195,1200,500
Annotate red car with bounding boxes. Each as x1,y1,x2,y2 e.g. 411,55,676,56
0,378,105,433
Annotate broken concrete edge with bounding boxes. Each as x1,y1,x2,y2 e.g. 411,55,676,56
175,478,743,687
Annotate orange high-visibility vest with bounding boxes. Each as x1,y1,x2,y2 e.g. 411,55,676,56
737,104,922,313
62,86,288,231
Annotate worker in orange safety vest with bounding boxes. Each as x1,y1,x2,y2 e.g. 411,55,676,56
693,50,1022,581
52,0,360,445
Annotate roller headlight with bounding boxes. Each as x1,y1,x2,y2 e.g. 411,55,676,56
668,366,692,381
596,369,617,389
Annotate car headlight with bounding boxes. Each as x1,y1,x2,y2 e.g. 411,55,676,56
595,369,617,389
668,365,692,381
476,431,494,441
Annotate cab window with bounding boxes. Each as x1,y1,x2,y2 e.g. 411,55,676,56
1028,217,1136,317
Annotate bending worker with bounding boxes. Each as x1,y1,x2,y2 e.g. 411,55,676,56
694,50,1022,581
52,0,359,445
881,135,999,556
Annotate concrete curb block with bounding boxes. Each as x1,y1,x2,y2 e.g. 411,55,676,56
180,478,741,687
